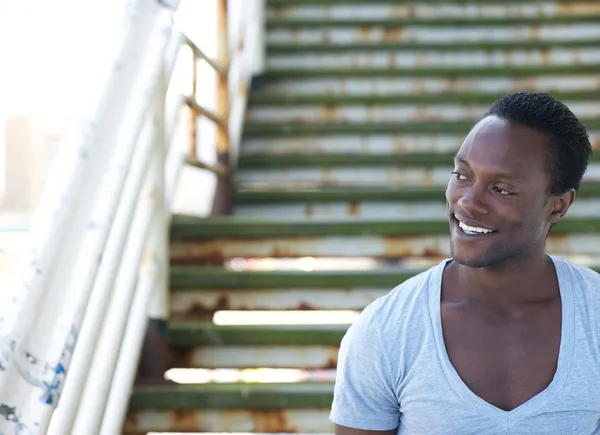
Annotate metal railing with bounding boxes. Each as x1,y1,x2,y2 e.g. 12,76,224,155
0,0,264,433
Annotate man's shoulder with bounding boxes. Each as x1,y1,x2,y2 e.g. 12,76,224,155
358,260,444,329
556,256,600,286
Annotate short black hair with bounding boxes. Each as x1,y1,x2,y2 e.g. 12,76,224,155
484,92,592,195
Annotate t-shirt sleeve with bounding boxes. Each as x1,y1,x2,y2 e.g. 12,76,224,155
329,300,400,430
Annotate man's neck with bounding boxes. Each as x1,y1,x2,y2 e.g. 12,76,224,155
447,252,559,317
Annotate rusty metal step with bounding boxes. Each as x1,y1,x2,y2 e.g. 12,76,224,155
266,15,600,28
170,216,600,262
126,383,334,434
260,65,600,81
241,130,600,157
254,76,600,100
250,90,600,106
246,101,600,124
169,267,418,320
239,152,454,168
267,0,593,6
233,183,600,203
168,323,347,346
171,215,600,238
244,117,600,137
267,39,600,53
232,184,600,220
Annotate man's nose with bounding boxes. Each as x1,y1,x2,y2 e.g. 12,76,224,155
457,185,489,216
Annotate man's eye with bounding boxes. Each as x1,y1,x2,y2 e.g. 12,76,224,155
493,186,512,195
451,171,468,181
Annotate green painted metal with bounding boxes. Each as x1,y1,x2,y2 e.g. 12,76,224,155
250,91,600,106
171,215,600,238
171,266,419,288
234,183,600,204
266,15,600,28
267,40,600,54
130,383,335,410
243,118,600,137
168,323,348,346
268,0,585,4
239,152,454,168
262,65,600,80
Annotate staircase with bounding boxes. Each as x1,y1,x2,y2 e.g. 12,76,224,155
125,0,600,433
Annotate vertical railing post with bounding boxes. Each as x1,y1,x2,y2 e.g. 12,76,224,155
190,51,198,158
211,0,233,215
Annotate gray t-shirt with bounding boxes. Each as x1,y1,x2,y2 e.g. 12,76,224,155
330,256,600,434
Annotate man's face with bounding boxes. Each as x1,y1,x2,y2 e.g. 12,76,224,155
445,115,556,268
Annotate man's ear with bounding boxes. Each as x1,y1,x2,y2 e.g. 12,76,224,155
547,189,575,224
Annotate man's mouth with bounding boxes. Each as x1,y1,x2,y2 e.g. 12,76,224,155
454,216,498,236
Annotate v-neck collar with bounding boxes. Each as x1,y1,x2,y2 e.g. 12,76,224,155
428,256,575,427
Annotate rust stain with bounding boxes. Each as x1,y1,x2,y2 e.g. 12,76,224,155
171,245,227,266
323,104,339,122
557,2,600,15
272,6,288,18
515,77,536,91
123,413,139,432
305,204,314,217
394,138,407,153
529,24,540,41
322,168,333,185
347,201,361,216
381,236,447,259
388,51,397,69
573,52,582,66
297,301,318,310
254,410,296,432
423,168,436,186
169,347,195,369
171,410,199,431
540,48,551,67
413,106,430,122
290,28,300,44
382,27,404,42
357,26,373,42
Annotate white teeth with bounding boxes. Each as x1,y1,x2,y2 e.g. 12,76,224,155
458,221,494,234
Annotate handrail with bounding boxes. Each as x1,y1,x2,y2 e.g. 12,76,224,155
0,0,265,433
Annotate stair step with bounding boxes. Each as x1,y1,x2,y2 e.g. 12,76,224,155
127,383,334,433
246,101,600,124
255,76,600,99
168,323,347,346
250,90,600,106
266,16,600,29
171,266,415,287
125,407,332,434
267,39,600,53
267,0,595,7
239,153,455,168
170,344,342,369
241,131,600,156
267,26,600,47
129,382,333,409
233,184,600,203
267,49,600,72
171,216,600,238
244,118,600,137
261,65,600,80
233,185,600,220
170,216,600,262
170,267,417,319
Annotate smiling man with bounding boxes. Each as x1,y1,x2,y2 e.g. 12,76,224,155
330,92,600,435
